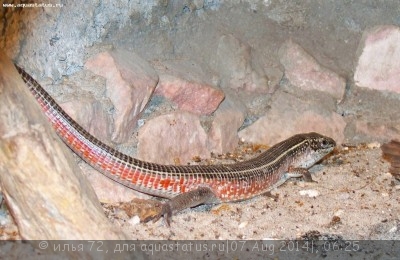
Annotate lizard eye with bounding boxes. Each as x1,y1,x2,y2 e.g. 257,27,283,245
321,139,329,147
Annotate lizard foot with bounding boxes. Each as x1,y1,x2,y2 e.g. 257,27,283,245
145,201,173,227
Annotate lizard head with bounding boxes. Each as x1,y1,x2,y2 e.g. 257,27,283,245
307,132,336,155
292,132,336,168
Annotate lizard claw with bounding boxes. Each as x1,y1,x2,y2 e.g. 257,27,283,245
302,171,318,183
149,202,173,227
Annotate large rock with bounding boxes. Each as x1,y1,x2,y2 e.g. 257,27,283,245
338,87,400,143
210,34,269,92
354,25,400,93
137,112,209,164
79,163,151,203
353,120,400,142
279,40,346,101
0,53,128,244
207,93,246,154
239,89,346,145
85,49,159,143
60,96,112,143
155,74,224,115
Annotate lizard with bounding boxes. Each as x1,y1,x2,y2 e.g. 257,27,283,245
14,64,336,226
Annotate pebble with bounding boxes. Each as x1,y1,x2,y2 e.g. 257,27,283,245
238,221,248,229
127,215,141,226
299,189,320,197
296,181,306,188
389,226,398,233
334,209,344,217
367,142,381,149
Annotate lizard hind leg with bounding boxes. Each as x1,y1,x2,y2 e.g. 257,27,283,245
151,186,217,226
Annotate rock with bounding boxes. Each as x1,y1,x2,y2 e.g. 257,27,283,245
353,120,400,143
85,49,159,143
238,89,346,145
207,92,245,154
238,221,248,229
79,163,150,203
210,34,269,92
279,40,346,101
338,86,400,143
264,66,284,94
0,54,127,243
354,25,400,93
155,74,224,115
137,112,209,164
299,190,320,198
60,96,112,143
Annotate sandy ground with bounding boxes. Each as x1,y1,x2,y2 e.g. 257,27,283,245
99,142,400,240
1,142,399,242
1,141,399,259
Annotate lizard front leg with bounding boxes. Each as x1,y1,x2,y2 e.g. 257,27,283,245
286,166,317,183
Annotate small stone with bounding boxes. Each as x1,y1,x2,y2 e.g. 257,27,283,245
389,226,398,233
262,237,277,241
334,209,344,217
127,216,141,226
385,172,393,178
367,142,381,149
296,182,305,188
299,189,320,198
238,221,248,229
